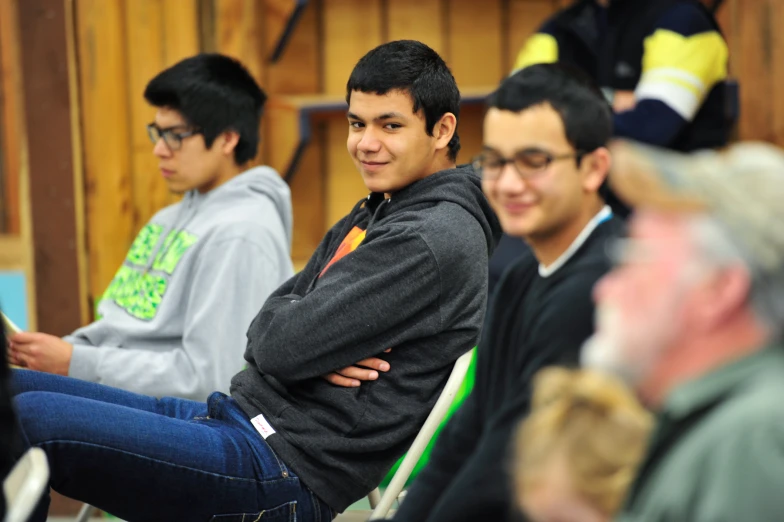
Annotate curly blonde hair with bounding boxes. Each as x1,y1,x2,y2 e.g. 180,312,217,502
514,367,653,516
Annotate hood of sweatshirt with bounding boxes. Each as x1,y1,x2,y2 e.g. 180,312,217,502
362,164,501,254
178,165,293,250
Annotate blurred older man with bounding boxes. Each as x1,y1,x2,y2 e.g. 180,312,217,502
582,140,784,521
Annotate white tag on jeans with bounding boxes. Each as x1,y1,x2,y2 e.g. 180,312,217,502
251,413,277,439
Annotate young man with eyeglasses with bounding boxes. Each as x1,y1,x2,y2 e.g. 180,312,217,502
392,63,625,522
7,53,294,401
10,41,500,521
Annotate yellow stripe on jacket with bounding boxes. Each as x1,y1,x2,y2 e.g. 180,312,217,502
512,33,559,73
635,28,728,121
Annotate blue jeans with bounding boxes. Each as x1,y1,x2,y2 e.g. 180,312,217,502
11,370,334,522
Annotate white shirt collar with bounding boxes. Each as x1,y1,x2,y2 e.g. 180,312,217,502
538,205,613,278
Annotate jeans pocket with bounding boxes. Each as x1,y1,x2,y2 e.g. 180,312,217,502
209,500,297,521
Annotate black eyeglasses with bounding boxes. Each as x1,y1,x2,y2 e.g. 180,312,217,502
472,148,585,180
146,123,202,152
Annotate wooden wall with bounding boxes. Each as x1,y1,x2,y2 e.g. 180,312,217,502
71,0,566,304
0,0,37,330
75,0,200,312
58,0,784,315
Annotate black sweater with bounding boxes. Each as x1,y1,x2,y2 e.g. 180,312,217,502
231,166,502,512
393,217,624,522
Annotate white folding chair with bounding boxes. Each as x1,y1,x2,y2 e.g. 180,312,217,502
74,502,96,522
367,349,474,520
3,447,49,522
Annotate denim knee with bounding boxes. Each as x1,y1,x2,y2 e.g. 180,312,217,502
15,391,82,447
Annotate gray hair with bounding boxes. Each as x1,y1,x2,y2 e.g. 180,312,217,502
689,215,784,338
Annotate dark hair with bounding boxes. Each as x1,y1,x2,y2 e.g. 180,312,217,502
346,40,461,161
487,63,613,154
144,53,267,165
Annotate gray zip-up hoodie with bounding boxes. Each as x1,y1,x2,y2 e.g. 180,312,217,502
230,166,502,512
67,166,294,400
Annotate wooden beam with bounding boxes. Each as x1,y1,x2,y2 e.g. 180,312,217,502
17,0,81,336
0,0,21,235
65,0,90,327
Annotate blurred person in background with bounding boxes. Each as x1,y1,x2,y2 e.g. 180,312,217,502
491,0,734,285
514,367,651,522
8,53,294,401
583,140,784,521
514,0,731,153
391,63,624,522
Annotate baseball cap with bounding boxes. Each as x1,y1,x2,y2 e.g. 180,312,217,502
607,139,784,272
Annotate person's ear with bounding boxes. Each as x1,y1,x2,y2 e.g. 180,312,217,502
220,130,241,157
581,147,611,193
691,264,751,332
432,112,457,153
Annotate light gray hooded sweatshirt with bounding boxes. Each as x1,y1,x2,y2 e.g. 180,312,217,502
67,166,293,400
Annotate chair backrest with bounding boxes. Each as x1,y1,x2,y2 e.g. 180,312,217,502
3,447,49,522
368,349,475,520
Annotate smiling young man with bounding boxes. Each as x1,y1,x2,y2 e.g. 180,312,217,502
392,63,625,522
8,53,294,401
11,40,500,522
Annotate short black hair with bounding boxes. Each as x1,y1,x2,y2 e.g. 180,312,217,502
346,40,461,161
144,53,266,165
487,63,613,154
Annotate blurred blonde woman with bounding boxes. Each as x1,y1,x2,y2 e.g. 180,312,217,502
514,368,652,522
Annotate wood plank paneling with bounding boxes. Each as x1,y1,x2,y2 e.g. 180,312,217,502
0,0,36,333
323,0,382,227
323,0,382,95
162,0,200,65
215,0,265,165
325,117,367,227
289,122,326,260
125,0,199,233
733,0,772,142
446,0,504,88
769,0,784,146
0,0,22,235
76,0,135,303
18,0,81,335
386,0,445,56
507,0,559,72
125,0,170,233
714,0,734,74
215,0,265,85
456,105,486,166
66,0,90,326
264,1,323,262
265,0,321,95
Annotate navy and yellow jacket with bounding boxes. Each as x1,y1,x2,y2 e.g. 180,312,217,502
514,0,731,152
